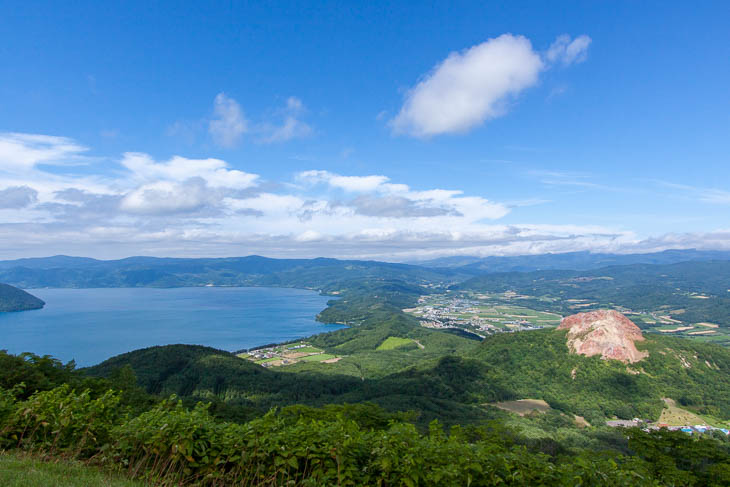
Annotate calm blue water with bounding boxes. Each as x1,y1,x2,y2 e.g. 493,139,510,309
0,287,342,366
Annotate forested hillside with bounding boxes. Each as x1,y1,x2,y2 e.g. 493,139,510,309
83,328,730,428
0,283,44,312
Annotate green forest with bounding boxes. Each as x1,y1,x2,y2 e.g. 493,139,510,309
0,284,45,312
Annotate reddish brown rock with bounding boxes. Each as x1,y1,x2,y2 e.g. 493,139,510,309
558,310,648,363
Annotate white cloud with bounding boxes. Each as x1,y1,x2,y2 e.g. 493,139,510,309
1,131,726,262
295,170,509,221
120,153,258,189
114,153,260,215
120,178,220,215
390,33,592,137
297,170,389,192
208,93,248,147
546,34,592,66
390,34,544,137
295,230,324,242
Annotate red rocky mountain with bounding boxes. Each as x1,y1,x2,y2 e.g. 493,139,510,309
557,309,648,364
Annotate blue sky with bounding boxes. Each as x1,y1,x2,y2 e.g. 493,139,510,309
0,1,728,260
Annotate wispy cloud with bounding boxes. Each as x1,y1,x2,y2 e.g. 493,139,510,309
546,34,592,66
258,97,313,143
208,93,248,148
528,169,599,188
175,94,313,147
505,198,551,208
653,180,730,205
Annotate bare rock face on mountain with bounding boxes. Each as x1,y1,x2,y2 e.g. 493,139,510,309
558,310,648,363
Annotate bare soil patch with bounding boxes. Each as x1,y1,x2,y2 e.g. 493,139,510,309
490,399,551,416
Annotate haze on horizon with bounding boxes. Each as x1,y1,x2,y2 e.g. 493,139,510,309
0,1,728,261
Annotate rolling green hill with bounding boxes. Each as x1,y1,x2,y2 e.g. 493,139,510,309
0,284,44,312
84,319,730,430
469,329,730,424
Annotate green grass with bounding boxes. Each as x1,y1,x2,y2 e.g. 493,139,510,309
657,398,729,428
0,452,142,487
299,353,337,362
288,346,321,354
376,336,415,351
690,333,730,346
255,357,280,364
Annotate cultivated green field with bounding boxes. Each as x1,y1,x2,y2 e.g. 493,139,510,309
376,336,415,350
254,356,280,364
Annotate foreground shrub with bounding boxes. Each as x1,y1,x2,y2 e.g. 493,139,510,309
2,385,729,485
1,385,120,457
106,400,659,486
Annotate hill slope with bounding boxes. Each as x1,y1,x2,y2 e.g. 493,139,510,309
0,284,44,312
469,327,730,424
85,320,730,429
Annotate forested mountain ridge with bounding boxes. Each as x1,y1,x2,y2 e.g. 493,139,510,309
0,283,44,312
414,249,730,272
0,254,465,289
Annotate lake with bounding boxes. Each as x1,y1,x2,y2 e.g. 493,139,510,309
0,287,343,366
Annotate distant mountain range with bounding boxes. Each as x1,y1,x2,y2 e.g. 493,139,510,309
0,255,461,290
409,249,730,273
2,249,730,290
